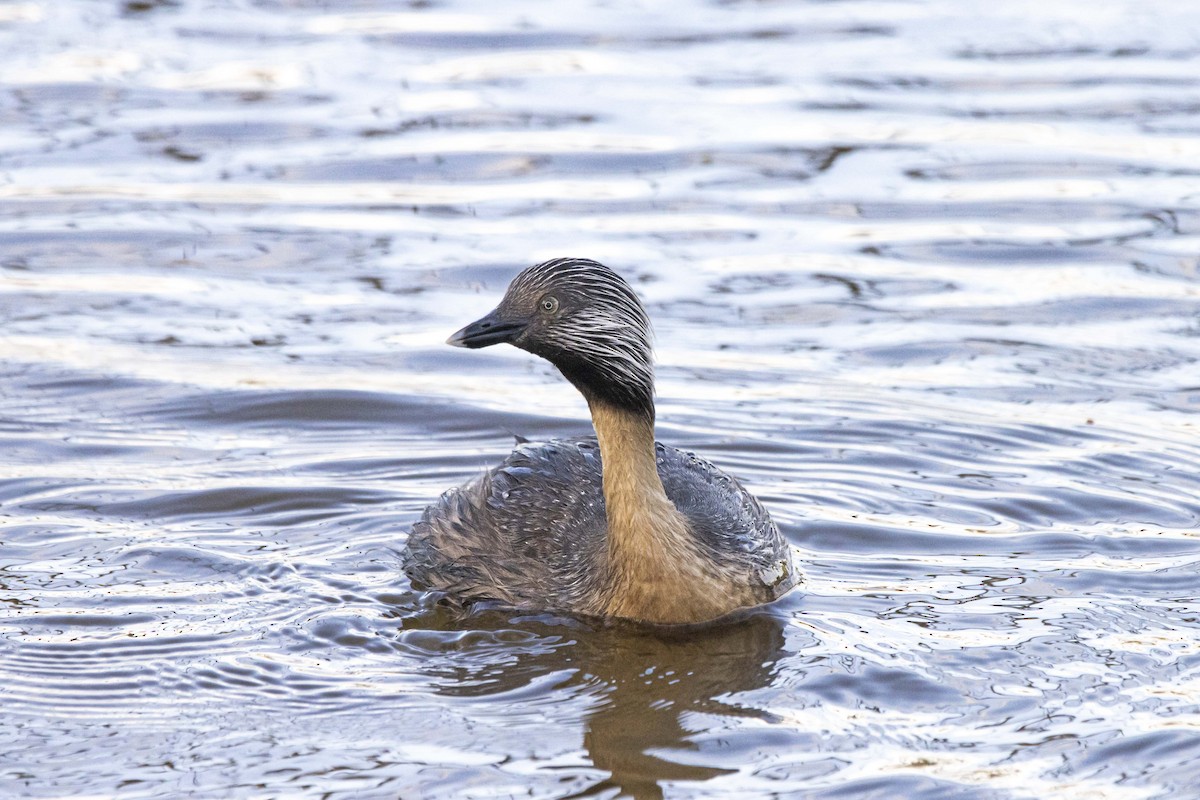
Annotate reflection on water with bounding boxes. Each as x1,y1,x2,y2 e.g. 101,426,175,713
418,612,789,800
3,0,1200,798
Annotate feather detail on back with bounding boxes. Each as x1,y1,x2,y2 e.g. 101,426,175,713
404,437,797,619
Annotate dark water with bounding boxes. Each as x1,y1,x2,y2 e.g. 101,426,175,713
3,1,1200,798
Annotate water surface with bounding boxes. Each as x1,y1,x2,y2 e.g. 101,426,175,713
2,0,1200,798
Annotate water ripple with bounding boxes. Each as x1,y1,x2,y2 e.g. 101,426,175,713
4,0,1200,798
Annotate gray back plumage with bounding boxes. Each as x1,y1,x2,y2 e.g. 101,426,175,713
404,438,797,614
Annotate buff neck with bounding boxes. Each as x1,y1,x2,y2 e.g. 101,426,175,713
587,400,747,624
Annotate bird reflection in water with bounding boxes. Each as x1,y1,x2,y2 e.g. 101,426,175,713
419,609,788,799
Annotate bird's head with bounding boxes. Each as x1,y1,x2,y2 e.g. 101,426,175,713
448,258,655,419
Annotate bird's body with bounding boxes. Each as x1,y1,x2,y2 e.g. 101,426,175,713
406,436,794,620
404,258,798,624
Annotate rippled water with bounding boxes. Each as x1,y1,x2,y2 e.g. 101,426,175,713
3,1,1200,797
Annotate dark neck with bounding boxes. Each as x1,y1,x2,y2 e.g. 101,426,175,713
553,356,655,423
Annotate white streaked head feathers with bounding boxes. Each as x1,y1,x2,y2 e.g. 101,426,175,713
501,258,656,414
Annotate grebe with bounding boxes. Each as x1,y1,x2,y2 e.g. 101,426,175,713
404,258,797,624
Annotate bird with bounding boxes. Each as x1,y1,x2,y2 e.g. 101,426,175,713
403,257,797,624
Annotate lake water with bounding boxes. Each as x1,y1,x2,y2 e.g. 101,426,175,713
2,1,1200,798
